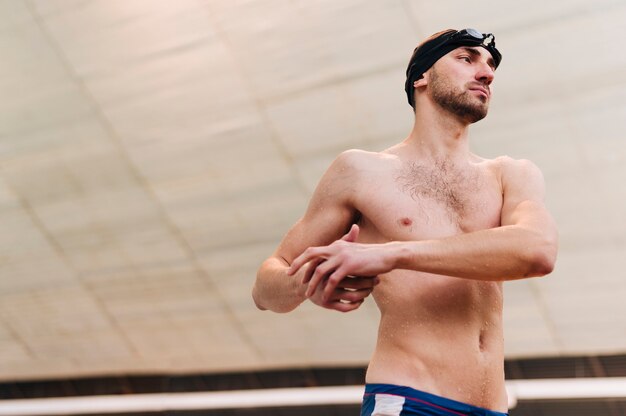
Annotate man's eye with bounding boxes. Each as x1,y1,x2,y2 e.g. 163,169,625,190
460,56,471,63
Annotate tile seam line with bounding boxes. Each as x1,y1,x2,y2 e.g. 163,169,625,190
0,165,145,359
0,294,36,359
23,1,259,359
203,4,333,360
204,2,330,198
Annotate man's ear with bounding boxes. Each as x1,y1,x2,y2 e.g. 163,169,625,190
413,74,427,88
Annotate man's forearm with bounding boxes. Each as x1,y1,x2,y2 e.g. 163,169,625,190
390,225,557,281
253,257,307,313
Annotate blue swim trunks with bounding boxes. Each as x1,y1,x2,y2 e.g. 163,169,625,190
361,384,509,416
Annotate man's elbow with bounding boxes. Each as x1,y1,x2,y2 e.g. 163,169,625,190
251,286,267,311
251,287,297,313
527,236,558,277
252,260,273,311
251,268,296,313
529,252,555,276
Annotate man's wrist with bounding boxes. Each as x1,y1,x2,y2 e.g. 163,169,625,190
385,241,412,270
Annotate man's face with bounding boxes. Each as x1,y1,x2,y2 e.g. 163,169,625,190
427,46,495,123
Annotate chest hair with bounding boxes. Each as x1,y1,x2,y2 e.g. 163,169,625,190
395,159,482,222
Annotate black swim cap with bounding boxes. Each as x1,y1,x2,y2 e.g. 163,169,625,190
405,28,502,109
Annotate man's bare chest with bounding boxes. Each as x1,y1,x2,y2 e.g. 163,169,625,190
355,161,502,241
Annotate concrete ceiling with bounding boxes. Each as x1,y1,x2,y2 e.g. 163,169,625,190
0,0,625,381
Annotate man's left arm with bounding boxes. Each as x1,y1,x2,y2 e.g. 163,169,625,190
288,158,558,300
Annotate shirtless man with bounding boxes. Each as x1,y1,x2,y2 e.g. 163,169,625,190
252,29,558,416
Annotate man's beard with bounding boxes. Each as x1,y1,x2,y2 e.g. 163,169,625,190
429,67,489,123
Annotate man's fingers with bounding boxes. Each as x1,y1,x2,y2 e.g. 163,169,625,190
302,258,324,284
335,287,373,303
328,299,364,313
341,224,360,243
337,276,380,290
290,225,358,277
305,258,339,297
309,282,370,313
287,247,322,276
322,267,349,301
324,287,372,304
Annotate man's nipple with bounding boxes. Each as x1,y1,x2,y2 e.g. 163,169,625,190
398,217,413,226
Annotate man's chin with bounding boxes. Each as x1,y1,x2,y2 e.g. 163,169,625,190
466,99,489,122
459,106,488,124
433,90,489,123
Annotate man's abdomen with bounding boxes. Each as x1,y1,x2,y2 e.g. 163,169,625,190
366,272,508,412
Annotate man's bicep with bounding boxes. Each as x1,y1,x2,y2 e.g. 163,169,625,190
275,208,354,265
500,159,551,228
499,158,558,272
274,153,358,264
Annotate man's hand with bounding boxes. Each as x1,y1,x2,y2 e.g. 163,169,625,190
287,224,395,302
307,274,379,312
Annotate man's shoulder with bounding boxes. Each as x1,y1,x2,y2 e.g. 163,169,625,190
492,155,543,177
335,148,396,164
330,148,397,173
312,149,394,205
490,156,546,194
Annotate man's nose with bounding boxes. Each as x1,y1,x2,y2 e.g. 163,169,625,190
476,63,494,85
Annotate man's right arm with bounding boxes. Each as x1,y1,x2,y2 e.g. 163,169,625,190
252,150,365,313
